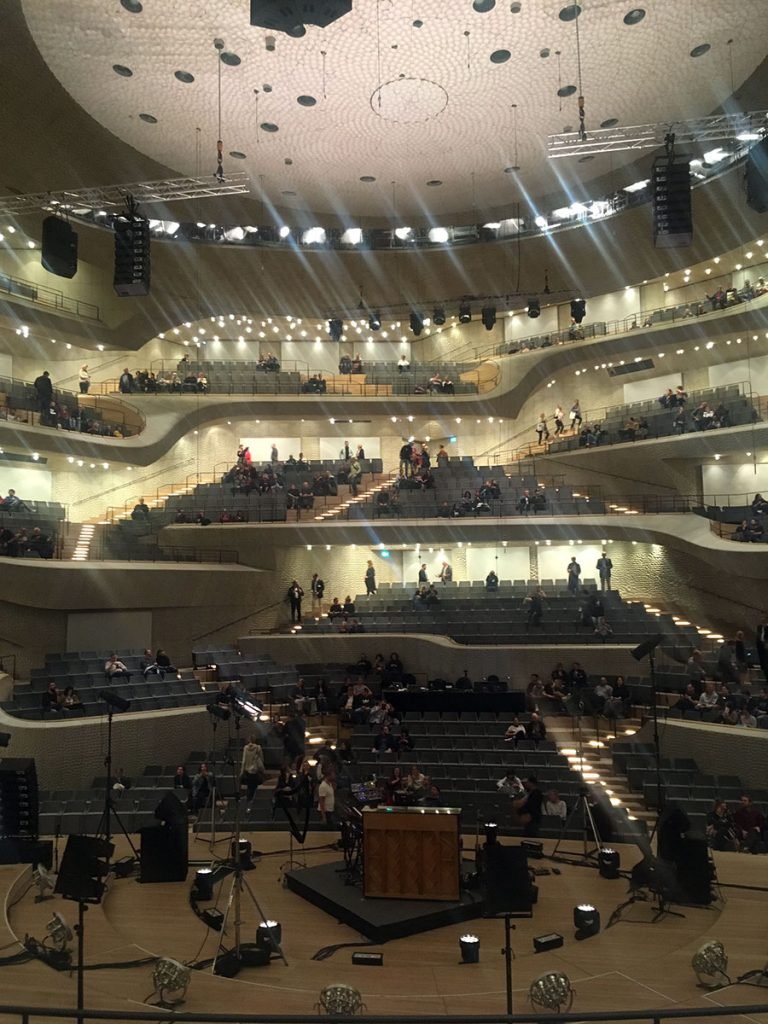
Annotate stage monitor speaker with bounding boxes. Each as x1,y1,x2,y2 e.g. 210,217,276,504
631,634,666,661
0,838,52,868
154,791,187,827
746,137,768,214
670,836,713,906
41,217,78,278
55,835,113,903
653,157,692,248
139,823,188,883
481,844,532,917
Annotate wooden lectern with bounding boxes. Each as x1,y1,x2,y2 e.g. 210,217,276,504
362,806,461,901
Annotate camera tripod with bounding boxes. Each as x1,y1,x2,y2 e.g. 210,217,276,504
551,786,603,866
95,702,138,868
193,710,235,853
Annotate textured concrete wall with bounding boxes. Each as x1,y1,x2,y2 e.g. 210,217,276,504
637,719,768,792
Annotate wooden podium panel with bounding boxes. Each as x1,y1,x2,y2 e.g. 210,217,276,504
362,807,461,901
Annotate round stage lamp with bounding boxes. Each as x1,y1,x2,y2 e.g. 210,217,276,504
256,919,282,952
483,822,498,845
598,846,620,878
529,972,574,1013
152,958,191,1008
459,934,480,964
692,941,730,988
231,838,252,869
573,903,600,940
317,984,366,1015
194,868,214,901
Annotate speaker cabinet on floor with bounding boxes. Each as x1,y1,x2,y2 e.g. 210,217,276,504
140,823,188,883
480,844,532,917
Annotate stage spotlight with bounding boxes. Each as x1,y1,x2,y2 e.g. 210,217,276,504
32,863,55,903
529,972,574,1013
231,838,252,869
483,822,498,845
692,941,730,988
570,297,586,323
194,868,215,901
369,312,382,331
45,912,73,954
481,305,497,331
152,958,191,1008
317,984,366,1015
573,903,600,940
256,919,282,952
433,306,446,326
598,847,621,879
527,298,541,319
409,310,424,336
328,318,343,342
207,701,230,722
459,934,480,964
458,302,471,323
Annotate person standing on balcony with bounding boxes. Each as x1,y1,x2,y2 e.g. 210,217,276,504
79,365,91,394
535,413,550,445
567,556,582,593
365,559,377,595
596,551,613,591
554,406,565,435
34,369,53,417
287,580,304,624
569,400,582,431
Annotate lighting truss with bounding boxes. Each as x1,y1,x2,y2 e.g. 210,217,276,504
0,173,251,217
548,110,768,159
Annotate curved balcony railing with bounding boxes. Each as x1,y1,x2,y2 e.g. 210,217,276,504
0,374,145,437
0,270,100,321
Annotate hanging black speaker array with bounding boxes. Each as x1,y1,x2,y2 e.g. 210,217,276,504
652,156,693,248
41,217,78,279
0,758,39,839
113,215,151,297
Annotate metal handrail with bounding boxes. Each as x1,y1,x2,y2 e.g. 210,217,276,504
443,284,767,365
0,373,145,435
491,381,755,465
0,271,100,321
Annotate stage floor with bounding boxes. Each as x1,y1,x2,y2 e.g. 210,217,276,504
284,860,483,942
0,832,767,1021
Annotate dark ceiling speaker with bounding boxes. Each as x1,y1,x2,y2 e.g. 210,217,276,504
328,318,343,341
527,298,540,318
433,306,446,325
631,634,665,661
409,310,424,336
458,302,471,323
250,0,352,31
41,217,78,279
481,305,497,330
570,298,586,323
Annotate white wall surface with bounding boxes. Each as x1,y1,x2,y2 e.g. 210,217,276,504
537,543,611,583
0,466,52,501
466,544,530,581
239,437,299,462
708,355,768,394
623,372,682,404
66,610,152,654
318,437,381,460
702,463,768,504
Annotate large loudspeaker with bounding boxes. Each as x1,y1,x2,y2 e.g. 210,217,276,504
55,835,114,903
41,216,78,278
480,844,531,917
746,138,768,214
653,156,692,248
113,216,151,297
631,634,666,661
672,836,713,905
0,758,39,839
154,791,187,827
140,818,188,883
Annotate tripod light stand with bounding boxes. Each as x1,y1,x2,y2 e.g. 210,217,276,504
95,690,138,867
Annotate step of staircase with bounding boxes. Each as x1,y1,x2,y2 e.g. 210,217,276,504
545,713,656,829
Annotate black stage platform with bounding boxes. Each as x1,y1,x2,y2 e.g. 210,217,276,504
284,860,483,943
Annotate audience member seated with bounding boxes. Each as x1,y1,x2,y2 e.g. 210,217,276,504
131,498,150,521
372,723,398,754
544,788,568,822
485,569,499,591
504,717,527,744
526,711,547,743
497,768,524,796
706,799,738,851
397,726,414,754
60,686,85,714
733,794,766,853
510,776,544,836
41,680,61,714
104,653,131,680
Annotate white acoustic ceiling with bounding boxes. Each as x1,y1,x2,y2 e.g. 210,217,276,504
21,0,768,218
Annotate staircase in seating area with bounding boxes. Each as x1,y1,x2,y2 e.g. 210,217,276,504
544,713,656,831
303,469,395,522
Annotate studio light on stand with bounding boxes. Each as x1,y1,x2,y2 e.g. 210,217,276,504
44,911,73,954
692,941,730,988
483,821,498,845
573,903,600,940
33,863,55,902
599,847,620,878
149,957,191,1008
194,868,215,901
529,971,574,1013
231,838,253,870
256,920,282,954
459,933,480,964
